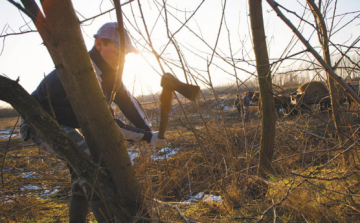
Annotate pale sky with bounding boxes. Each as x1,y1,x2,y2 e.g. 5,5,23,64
1,0,359,108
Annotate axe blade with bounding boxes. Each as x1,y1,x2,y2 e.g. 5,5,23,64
161,73,200,101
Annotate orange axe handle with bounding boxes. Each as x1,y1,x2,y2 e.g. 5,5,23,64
158,88,173,139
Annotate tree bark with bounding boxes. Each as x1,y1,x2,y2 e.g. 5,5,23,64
0,76,135,221
307,0,354,167
249,0,276,179
15,0,149,221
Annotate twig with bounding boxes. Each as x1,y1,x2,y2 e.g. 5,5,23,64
265,0,360,106
255,174,296,223
108,0,127,105
208,0,227,66
79,0,135,24
0,30,37,38
159,0,206,57
137,0,165,73
153,199,193,223
292,172,357,181
7,0,37,22
152,0,254,76
238,143,352,173
305,179,360,197
272,199,276,223
0,116,20,187
0,115,20,223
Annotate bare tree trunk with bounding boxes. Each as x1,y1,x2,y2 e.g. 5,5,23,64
306,0,354,167
16,0,149,221
0,75,137,221
248,0,276,180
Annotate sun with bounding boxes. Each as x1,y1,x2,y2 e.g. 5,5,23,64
122,53,162,97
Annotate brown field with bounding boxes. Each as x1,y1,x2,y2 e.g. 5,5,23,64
1,97,360,222
0,117,19,129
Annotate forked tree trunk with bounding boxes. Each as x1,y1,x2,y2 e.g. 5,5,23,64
248,0,276,179
306,0,354,167
0,76,135,221
14,0,150,221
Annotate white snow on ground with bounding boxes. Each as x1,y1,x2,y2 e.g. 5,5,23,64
223,105,233,110
185,192,223,203
0,127,21,139
42,188,60,197
127,146,183,163
19,171,40,178
128,150,140,164
20,185,44,190
151,147,182,161
1,185,62,200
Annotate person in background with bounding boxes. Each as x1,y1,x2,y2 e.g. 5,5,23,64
234,94,242,118
243,91,251,122
20,22,164,223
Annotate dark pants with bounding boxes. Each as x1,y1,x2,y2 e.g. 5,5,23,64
20,119,114,223
68,166,115,223
244,105,250,122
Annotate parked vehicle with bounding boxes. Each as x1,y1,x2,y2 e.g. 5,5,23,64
290,81,358,113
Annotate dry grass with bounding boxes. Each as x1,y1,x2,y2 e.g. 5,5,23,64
0,117,19,129
1,99,360,222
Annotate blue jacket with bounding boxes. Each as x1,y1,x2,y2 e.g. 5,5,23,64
243,95,250,106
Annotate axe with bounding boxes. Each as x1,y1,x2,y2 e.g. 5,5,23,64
158,73,200,139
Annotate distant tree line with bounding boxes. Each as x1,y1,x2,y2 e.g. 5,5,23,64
0,107,19,118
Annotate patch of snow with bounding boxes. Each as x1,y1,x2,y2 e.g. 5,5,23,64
3,185,62,200
128,151,140,164
223,106,233,110
0,127,21,139
152,147,182,161
19,171,41,178
42,188,60,197
20,185,44,190
185,192,223,203
56,166,66,170
203,195,223,203
2,167,13,172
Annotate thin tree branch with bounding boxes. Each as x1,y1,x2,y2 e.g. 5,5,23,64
266,0,360,106
255,175,296,223
108,0,127,105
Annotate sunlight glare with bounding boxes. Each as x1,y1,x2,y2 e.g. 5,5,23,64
122,53,162,97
